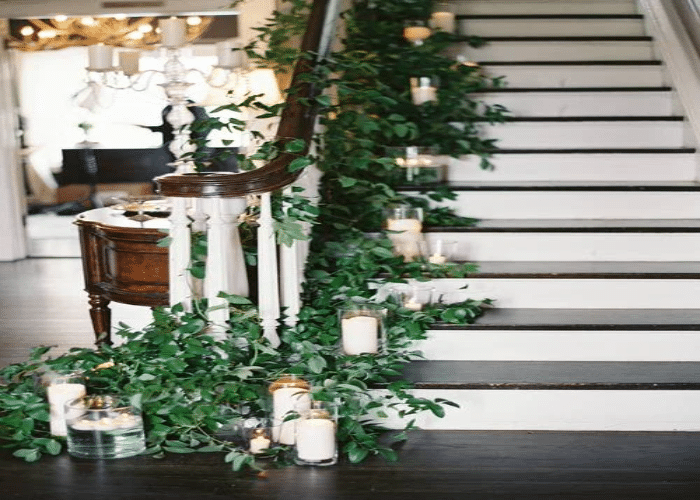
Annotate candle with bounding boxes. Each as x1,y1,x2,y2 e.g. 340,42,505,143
272,385,311,445
386,217,422,234
118,50,140,76
411,85,438,105
160,17,186,48
216,40,242,68
296,417,336,462
250,434,271,454
430,11,456,33
403,25,431,45
69,411,141,431
429,253,447,264
88,44,113,70
404,297,423,311
47,382,86,436
341,315,379,354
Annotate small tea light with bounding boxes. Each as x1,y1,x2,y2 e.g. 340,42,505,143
410,77,438,105
430,2,456,33
249,428,272,454
339,304,386,355
385,205,423,261
425,238,458,264
295,401,338,466
389,146,446,183
390,283,435,311
403,20,431,46
269,375,311,445
46,373,86,436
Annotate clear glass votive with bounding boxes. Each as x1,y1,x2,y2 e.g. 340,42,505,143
384,205,424,261
295,401,338,466
423,238,459,264
388,146,447,184
389,283,436,311
410,76,439,105
403,20,431,45
339,303,387,355
269,375,311,445
243,418,272,455
45,372,86,437
65,395,146,459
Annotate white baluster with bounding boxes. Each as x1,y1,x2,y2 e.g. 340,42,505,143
222,197,249,297
280,186,301,326
257,192,281,347
204,197,229,341
189,198,207,301
168,196,192,310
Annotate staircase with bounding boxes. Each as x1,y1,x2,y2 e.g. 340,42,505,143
396,0,700,430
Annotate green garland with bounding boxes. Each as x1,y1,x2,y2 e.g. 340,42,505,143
0,0,501,469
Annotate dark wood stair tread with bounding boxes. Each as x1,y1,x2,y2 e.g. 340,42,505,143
459,261,700,279
433,308,700,331
499,116,684,122
477,86,672,92
479,60,663,66
401,361,700,389
458,14,645,20
400,181,700,191
479,148,695,153
425,218,700,233
478,36,653,42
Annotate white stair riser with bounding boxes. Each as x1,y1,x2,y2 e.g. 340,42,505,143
483,64,667,88
456,1,638,16
378,390,700,431
460,18,645,37
425,191,700,219
418,330,700,361
455,41,654,62
428,278,700,309
448,153,698,182
480,121,685,148
479,91,673,116
426,232,700,262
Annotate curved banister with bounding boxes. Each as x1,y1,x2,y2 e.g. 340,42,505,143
156,0,332,198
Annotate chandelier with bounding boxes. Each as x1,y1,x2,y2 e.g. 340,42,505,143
7,14,214,51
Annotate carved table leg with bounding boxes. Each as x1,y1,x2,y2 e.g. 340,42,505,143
88,293,112,345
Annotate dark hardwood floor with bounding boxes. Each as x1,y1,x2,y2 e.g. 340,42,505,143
2,258,700,499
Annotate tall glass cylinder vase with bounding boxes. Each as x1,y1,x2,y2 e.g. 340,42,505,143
385,205,423,261
269,375,311,445
339,303,386,355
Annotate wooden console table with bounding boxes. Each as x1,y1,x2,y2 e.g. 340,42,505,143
74,208,169,344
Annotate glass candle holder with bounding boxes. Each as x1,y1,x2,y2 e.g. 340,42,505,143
430,2,456,33
269,375,311,445
403,20,431,46
410,76,439,105
64,395,146,459
244,418,272,455
45,372,86,437
295,401,338,466
389,283,436,311
385,205,423,261
339,303,387,355
424,238,459,264
389,146,447,184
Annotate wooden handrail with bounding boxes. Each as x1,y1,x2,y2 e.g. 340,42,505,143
156,0,331,198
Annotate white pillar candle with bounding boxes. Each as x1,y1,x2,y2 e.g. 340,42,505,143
296,418,336,462
216,40,242,68
88,44,113,70
47,383,86,436
118,50,140,76
430,11,456,33
411,86,438,105
160,17,186,48
272,386,311,445
403,26,431,45
341,315,379,354
250,435,271,454
386,218,422,234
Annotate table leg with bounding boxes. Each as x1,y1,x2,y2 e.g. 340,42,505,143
88,293,112,345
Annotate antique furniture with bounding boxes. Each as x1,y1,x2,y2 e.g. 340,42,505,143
74,207,169,344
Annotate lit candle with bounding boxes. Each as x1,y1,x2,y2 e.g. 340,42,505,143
429,253,447,264
160,17,186,48
430,11,456,33
296,417,336,462
411,85,438,105
249,431,271,454
403,25,432,45
47,382,86,436
271,379,311,445
118,50,140,76
341,315,379,354
216,40,242,68
404,297,423,311
88,44,113,70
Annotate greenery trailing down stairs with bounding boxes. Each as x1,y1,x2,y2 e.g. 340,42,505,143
0,0,504,470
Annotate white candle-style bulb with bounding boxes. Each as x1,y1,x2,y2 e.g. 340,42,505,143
296,418,336,462
430,11,456,33
272,387,311,445
216,40,242,68
47,383,86,436
160,17,186,48
341,315,379,354
88,44,113,70
118,50,140,76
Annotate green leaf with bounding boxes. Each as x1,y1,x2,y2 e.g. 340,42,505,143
284,138,306,153
288,157,312,172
